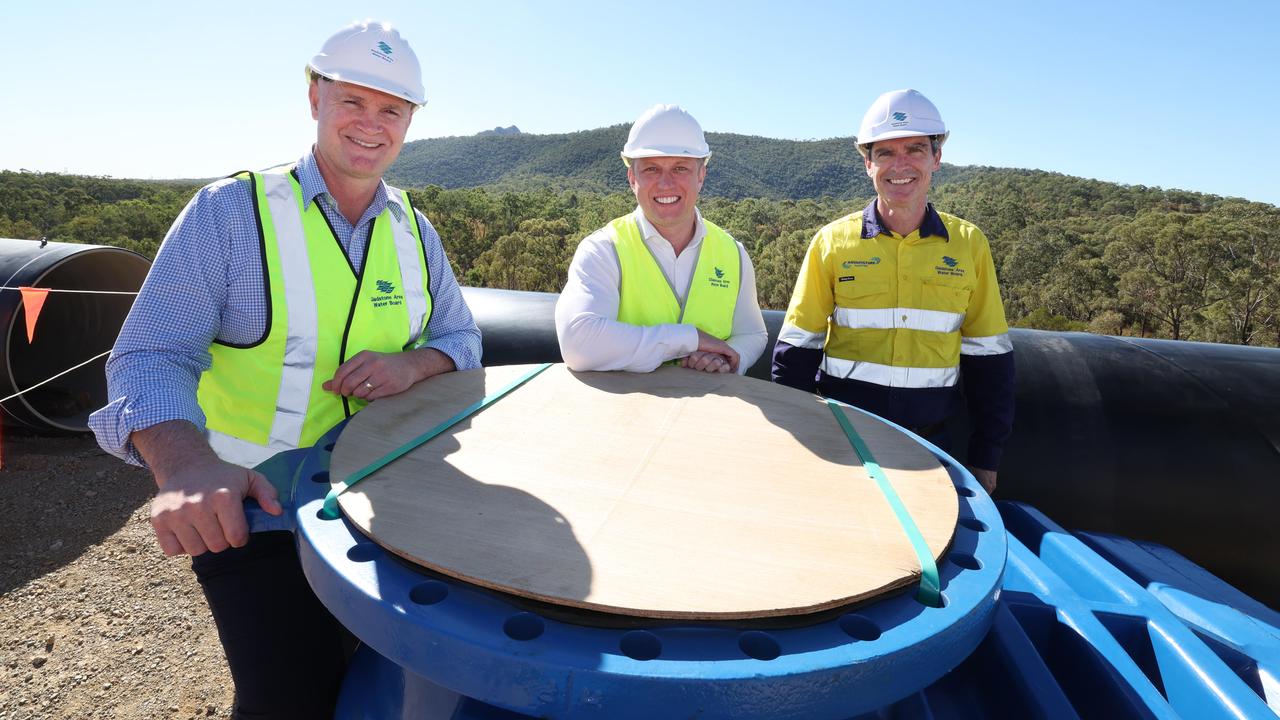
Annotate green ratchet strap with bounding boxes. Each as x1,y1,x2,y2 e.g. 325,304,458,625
826,399,943,607
320,363,554,520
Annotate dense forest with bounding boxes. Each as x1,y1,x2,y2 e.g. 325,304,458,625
3,141,1279,347
387,125,973,200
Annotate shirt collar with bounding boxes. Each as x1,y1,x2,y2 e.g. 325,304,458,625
860,199,949,241
295,149,403,223
633,207,706,248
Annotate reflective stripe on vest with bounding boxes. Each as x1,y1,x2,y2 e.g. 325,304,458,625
609,215,739,340
196,170,431,467
819,357,959,388
820,215,970,389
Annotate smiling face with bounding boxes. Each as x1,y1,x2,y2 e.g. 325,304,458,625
627,156,707,245
310,78,414,190
864,135,941,219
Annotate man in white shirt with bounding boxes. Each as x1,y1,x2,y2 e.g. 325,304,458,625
555,104,767,374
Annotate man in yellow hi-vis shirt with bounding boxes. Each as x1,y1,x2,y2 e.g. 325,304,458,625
772,89,1014,493
556,104,767,374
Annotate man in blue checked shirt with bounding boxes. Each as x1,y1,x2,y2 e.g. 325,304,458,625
89,20,481,719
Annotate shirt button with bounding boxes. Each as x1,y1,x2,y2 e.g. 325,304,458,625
901,314,908,322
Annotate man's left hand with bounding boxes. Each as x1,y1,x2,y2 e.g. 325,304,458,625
681,351,734,374
323,348,456,401
970,467,997,495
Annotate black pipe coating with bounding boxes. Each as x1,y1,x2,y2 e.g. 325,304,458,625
0,238,149,432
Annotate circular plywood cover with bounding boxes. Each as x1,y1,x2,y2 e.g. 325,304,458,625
331,364,957,620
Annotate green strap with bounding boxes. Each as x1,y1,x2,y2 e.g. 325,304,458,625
826,399,943,607
320,363,554,520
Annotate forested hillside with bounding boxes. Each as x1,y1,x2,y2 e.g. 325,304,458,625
3,149,1278,347
386,125,969,199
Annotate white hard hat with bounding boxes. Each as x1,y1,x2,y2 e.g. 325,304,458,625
308,20,426,106
621,104,712,164
855,89,948,156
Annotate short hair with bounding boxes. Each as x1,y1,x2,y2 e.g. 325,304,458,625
859,134,943,158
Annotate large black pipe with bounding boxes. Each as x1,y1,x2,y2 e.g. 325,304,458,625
462,287,1280,607
0,238,149,432
993,330,1280,608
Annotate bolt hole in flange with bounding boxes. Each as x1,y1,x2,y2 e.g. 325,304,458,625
347,543,382,562
503,613,545,641
948,552,982,570
738,631,781,660
311,471,330,484
959,517,988,532
839,614,882,641
915,591,950,608
619,630,662,661
409,581,449,606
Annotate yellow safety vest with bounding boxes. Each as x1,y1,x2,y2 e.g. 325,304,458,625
196,169,432,467
778,209,1010,388
609,214,739,340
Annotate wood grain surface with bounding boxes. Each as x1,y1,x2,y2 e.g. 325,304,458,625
330,364,958,619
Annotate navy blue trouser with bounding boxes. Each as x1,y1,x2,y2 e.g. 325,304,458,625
191,531,348,719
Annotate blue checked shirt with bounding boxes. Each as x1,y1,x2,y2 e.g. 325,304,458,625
89,150,483,466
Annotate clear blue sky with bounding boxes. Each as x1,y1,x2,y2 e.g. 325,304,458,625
3,1,1278,205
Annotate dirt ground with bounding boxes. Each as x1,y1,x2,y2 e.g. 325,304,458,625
0,430,234,719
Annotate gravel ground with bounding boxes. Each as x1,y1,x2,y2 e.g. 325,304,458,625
0,430,234,719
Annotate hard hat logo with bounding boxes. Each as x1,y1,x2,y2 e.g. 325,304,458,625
372,41,396,64
891,112,908,122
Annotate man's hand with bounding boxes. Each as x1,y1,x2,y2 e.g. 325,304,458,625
970,467,997,495
681,351,733,373
133,420,282,557
323,348,456,401
150,456,281,556
691,330,740,373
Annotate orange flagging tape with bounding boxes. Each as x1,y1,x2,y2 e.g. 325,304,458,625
19,287,50,343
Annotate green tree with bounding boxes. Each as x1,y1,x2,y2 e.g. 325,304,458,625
468,218,575,292
1105,212,1220,340
1200,206,1280,345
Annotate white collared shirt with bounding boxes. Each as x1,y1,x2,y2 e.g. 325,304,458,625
555,208,768,373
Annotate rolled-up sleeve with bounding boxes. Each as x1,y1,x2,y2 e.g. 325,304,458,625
89,181,243,466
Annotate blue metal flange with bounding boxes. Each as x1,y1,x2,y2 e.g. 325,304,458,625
249,405,1007,720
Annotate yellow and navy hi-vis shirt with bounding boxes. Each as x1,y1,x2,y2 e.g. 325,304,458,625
772,200,1015,470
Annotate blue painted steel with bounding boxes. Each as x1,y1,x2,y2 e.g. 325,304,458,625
248,432,1280,718
243,446,311,533
837,504,1280,719
993,502,1277,719
251,406,1007,720
335,645,529,720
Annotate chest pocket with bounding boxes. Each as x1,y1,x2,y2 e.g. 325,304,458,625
834,277,892,309
920,276,972,314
